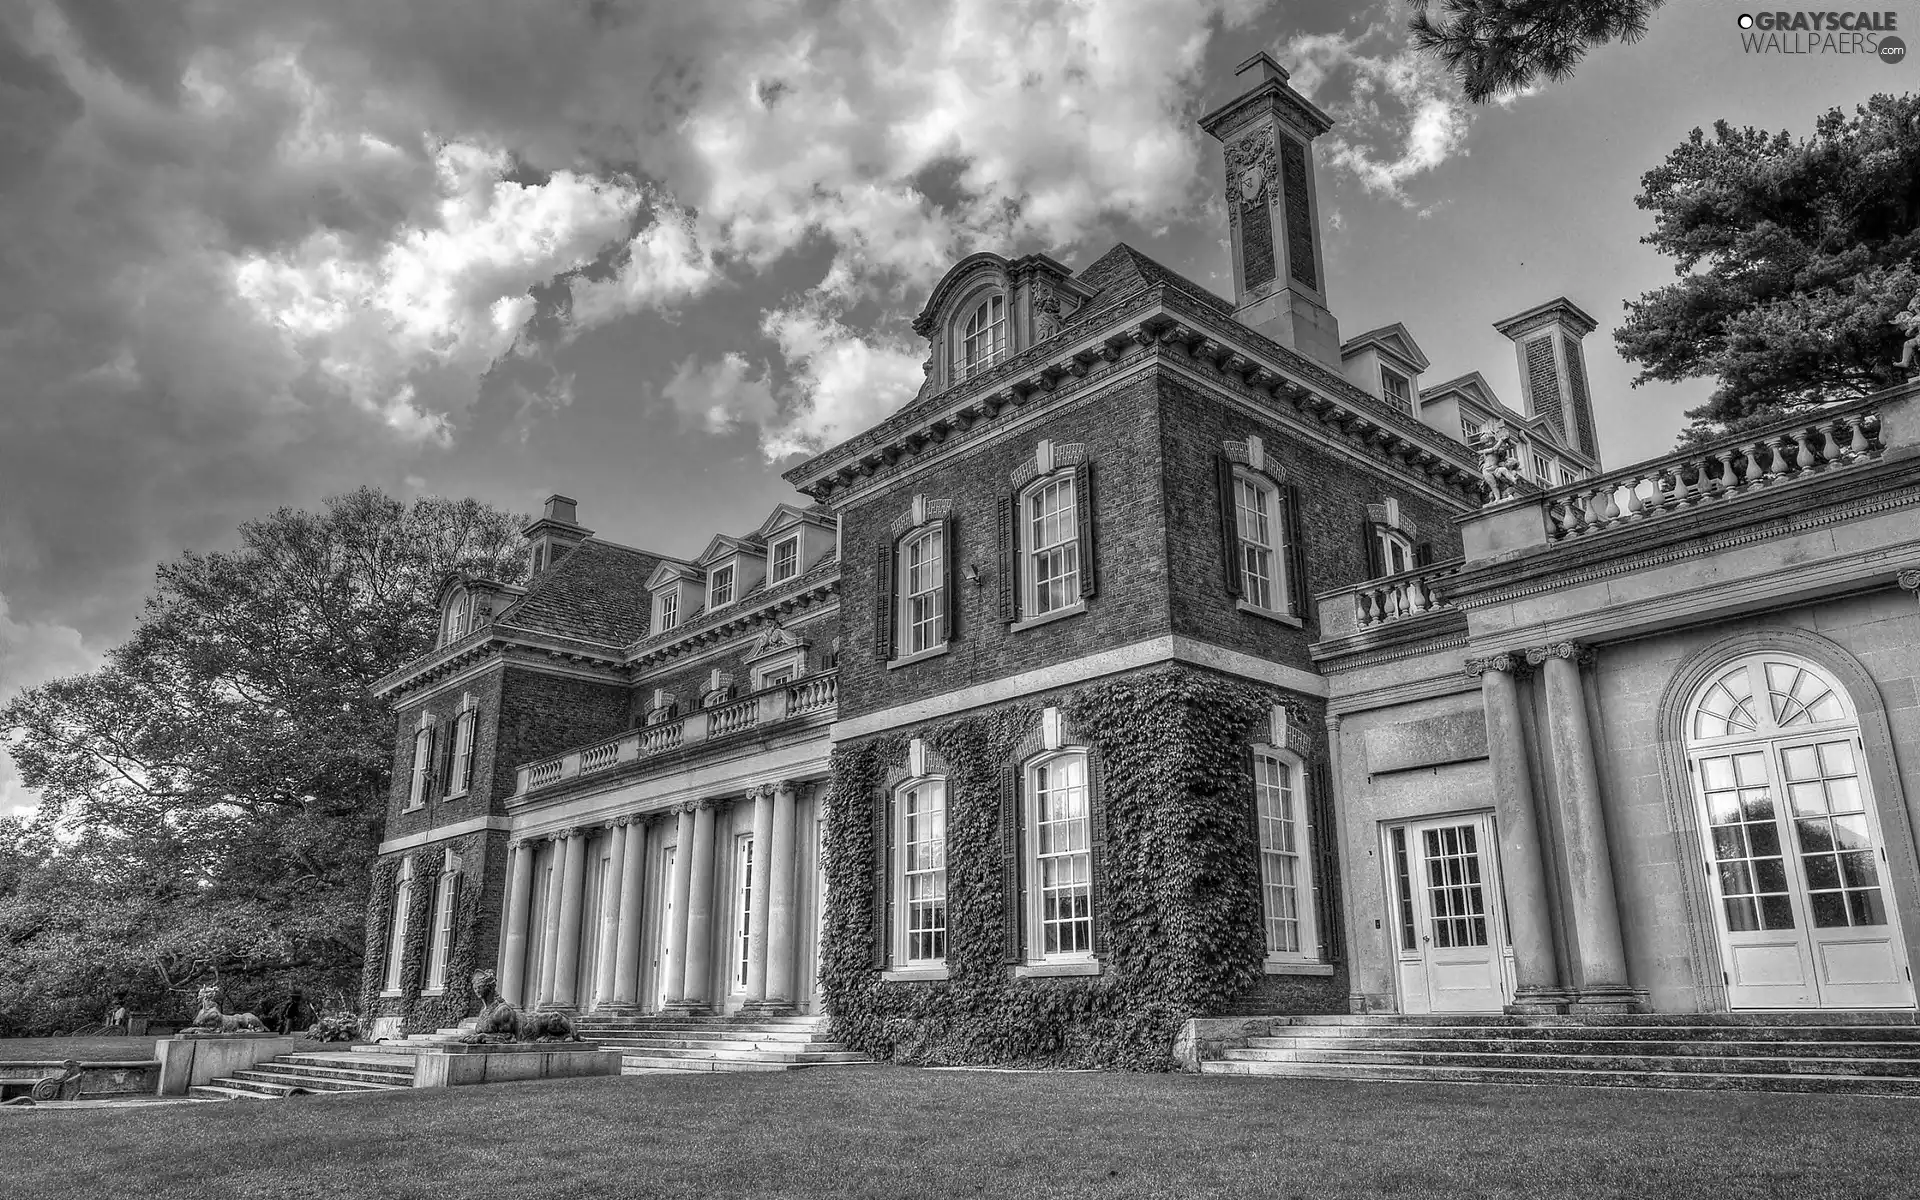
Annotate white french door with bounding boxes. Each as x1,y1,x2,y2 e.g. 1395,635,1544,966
652,844,677,1011
1388,813,1513,1014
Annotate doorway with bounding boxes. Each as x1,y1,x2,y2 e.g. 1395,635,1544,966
1387,813,1513,1014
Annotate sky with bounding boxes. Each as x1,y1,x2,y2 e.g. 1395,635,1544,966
0,0,1909,816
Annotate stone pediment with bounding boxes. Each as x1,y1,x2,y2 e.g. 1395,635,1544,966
743,621,810,664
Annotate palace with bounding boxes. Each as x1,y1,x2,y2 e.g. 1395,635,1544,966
364,54,1920,1071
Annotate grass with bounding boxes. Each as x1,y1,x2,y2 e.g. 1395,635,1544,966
0,1036,163,1063
2,1065,1911,1199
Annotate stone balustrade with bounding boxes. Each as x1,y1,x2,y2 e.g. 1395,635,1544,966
1315,558,1464,640
512,670,838,798
1541,401,1883,542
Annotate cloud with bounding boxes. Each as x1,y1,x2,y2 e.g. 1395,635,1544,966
759,307,928,459
660,352,778,435
0,590,102,818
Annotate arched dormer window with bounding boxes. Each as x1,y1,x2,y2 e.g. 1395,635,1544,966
441,588,469,647
955,292,1007,382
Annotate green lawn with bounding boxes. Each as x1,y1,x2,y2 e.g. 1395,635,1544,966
2,1065,1909,1199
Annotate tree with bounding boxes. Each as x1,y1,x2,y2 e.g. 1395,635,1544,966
0,489,528,1032
1409,0,1666,103
1614,95,1920,442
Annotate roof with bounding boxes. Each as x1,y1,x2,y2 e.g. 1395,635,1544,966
493,540,664,646
1340,323,1431,373
1421,371,1507,413
1068,244,1234,323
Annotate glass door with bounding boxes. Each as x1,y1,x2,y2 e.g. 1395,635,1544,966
1389,814,1510,1013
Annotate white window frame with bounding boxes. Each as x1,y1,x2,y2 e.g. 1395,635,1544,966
406,714,434,810
1233,468,1287,615
1253,746,1319,965
1375,525,1415,577
769,535,801,584
1461,416,1482,442
422,857,458,994
381,857,415,995
899,525,947,656
1380,367,1412,412
751,650,806,692
654,589,679,633
732,834,755,992
447,697,476,799
895,777,949,968
1021,473,1081,618
442,588,468,647
956,292,1007,382
1532,452,1553,483
1026,750,1094,963
709,563,735,610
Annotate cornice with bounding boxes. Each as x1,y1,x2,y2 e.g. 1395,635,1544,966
1314,627,1470,676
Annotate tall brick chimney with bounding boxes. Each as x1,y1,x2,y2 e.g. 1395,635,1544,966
1493,299,1602,466
1200,52,1341,368
522,494,592,576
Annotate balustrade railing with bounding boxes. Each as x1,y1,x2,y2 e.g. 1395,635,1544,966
1542,403,1882,542
514,669,838,797
1314,559,1464,640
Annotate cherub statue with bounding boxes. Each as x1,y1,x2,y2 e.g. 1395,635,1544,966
1474,418,1526,501
1893,294,1920,372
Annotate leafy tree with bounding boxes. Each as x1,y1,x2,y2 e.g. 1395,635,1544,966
1614,95,1920,442
0,489,528,1032
1409,0,1665,103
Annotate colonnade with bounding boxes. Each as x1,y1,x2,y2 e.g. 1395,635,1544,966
497,779,812,1014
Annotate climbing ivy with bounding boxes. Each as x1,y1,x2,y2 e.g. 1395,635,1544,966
360,832,492,1034
821,666,1307,1070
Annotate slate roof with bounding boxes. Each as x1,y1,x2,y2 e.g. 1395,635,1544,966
494,539,664,646
1068,244,1235,322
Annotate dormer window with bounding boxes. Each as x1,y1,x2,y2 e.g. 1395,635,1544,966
1380,367,1411,413
655,590,679,633
769,535,800,584
957,293,1007,381
709,564,735,609
1532,452,1552,482
441,588,468,647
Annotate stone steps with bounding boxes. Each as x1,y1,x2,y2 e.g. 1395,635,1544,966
587,1035,852,1053
190,1050,416,1101
571,1015,871,1074
1198,1014,1920,1095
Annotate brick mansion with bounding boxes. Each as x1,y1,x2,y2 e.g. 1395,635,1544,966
362,54,1920,1076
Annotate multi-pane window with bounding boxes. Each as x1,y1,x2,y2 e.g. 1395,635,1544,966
448,702,475,797
900,781,948,963
1461,417,1482,442
1532,453,1553,482
655,590,679,633
1391,827,1417,952
423,864,456,992
770,536,800,583
901,527,946,654
442,589,468,646
1030,752,1093,958
1375,526,1414,577
735,837,755,989
1380,368,1412,412
382,858,414,992
1234,474,1279,611
709,564,735,609
959,294,1006,380
1025,476,1080,616
1254,751,1313,957
407,718,434,808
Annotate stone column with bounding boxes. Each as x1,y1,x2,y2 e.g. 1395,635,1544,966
537,836,566,1007
1469,653,1567,1013
499,841,535,1007
679,801,720,1013
763,780,801,1012
552,828,588,1010
593,821,628,1010
1529,642,1640,1012
611,816,648,1009
661,806,696,1009
743,786,775,1005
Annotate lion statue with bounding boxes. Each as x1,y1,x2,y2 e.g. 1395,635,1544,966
457,969,579,1044
192,986,267,1035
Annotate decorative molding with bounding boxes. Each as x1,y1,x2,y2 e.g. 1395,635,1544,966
1524,641,1592,667
1009,440,1088,488
376,814,513,856
1899,568,1920,596
889,497,955,538
1463,652,1519,679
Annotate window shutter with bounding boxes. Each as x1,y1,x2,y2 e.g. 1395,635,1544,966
871,786,890,970
872,541,895,661
446,872,463,963
1216,456,1243,598
423,724,440,800
1088,753,1110,960
436,719,456,797
1414,541,1434,568
1073,460,1096,600
1284,484,1310,620
941,513,958,642
1361,520,1385,580
1308,754,1344,963
998,493,1019,622
1001,761,1023,964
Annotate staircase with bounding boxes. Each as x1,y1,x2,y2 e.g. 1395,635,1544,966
573,1013,870,1074
1199,1013,1920,1096
188,1050,416,1100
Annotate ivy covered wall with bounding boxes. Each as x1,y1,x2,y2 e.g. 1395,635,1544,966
820,665,1344,1070
361,829,505,1035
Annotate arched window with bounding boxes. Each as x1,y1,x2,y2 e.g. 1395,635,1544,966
1375,525,1415,576
956,293,1007,381
447,694,476,798
896,777,948,965
422,852,460,994
1026,750,1093,960
1233,471,1285,611
1252,747,1318,961
442,588,468,646
407,713,436,810
381,856,415,995
1023,474,1080,616
899,525,946,655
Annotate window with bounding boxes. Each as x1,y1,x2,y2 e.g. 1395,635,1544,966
407,716,435,809
1380,367,1412,412
709,564,734,609
448,699,475,798
958,293,1007,380
1254,750,1318,960
423,860,457,993
1374,525,1415,577
901,526,946,654
898,779,948,964
1028,752,1093,959
769,536,800,584
1025,476,1080,616
757,663,797,689
1461,416,1482,442
734,837,754,990
382,858,414,993
1532,453,1552,483
655,590,679,633
1234,474,1281,611
441,589,468,647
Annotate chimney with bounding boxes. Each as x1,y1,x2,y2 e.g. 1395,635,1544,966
1199,52,1341,368
522,494,592,576
1492,299,1602,465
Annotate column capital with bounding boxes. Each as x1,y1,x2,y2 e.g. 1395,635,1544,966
1465,652,1521,678
748,783,777,802
1322,713,1343,733
1525,641,1592,666
777,778,813,802
696,796,725,812
1898,568,1920,596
